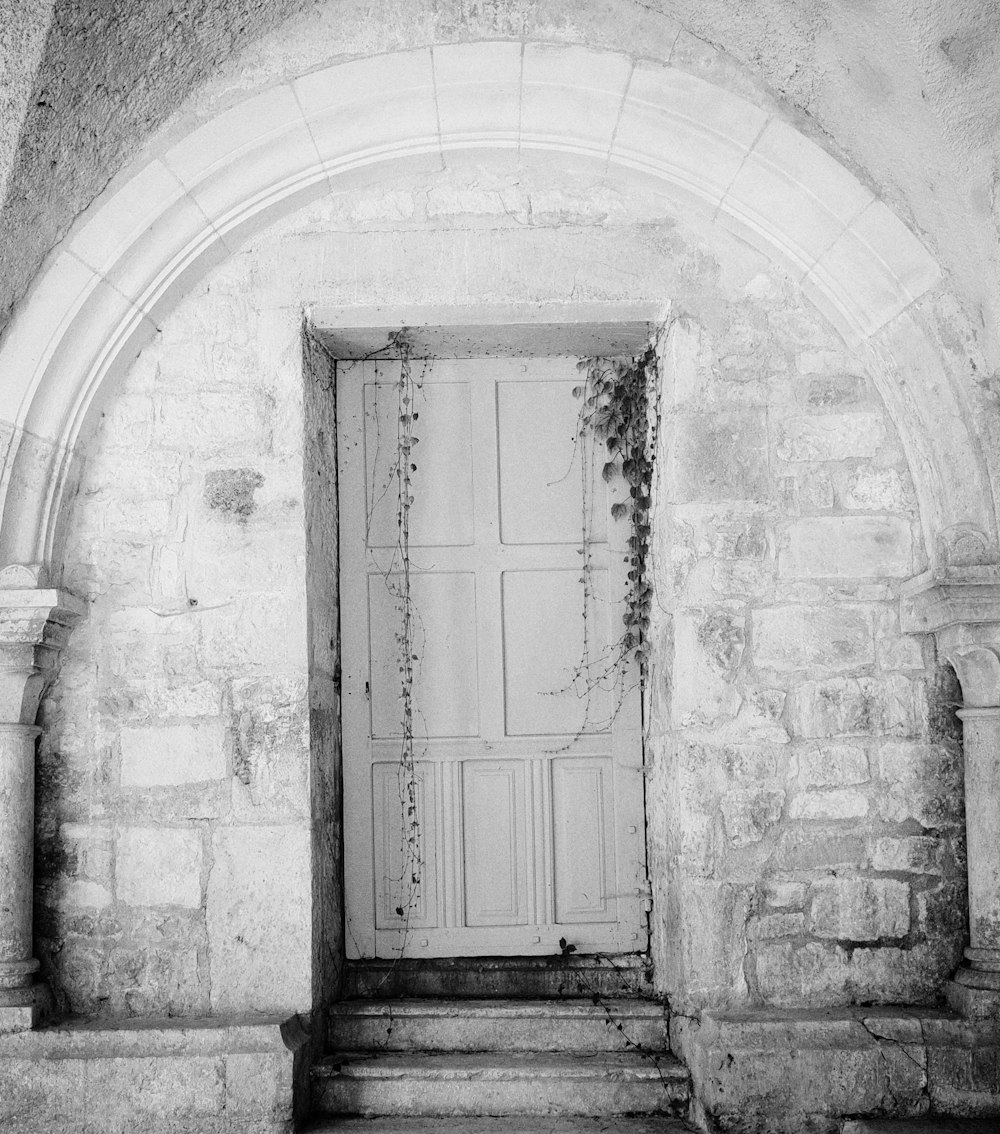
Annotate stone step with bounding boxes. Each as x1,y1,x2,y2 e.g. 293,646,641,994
330,997,668,1052
304,1117,695,1133
311,1050,690,1117
343,955,653,999
843,1121,1000,1134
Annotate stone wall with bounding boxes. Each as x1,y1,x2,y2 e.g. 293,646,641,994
35,163,963,1019
36,261,314,1018
649,315,966,1012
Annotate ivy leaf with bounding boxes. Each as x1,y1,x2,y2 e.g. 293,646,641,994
610,502,628,521
602,462,616,483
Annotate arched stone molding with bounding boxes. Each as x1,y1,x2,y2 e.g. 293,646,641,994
0,41,992,576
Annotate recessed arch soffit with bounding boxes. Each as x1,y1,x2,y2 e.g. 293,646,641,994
0,42,994,573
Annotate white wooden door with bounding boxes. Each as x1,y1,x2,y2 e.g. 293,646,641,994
338,356,647,959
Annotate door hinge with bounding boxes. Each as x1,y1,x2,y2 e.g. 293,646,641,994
636,879,653,912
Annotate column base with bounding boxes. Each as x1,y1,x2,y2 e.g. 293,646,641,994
0,981,52,1033
946,970,1000,1018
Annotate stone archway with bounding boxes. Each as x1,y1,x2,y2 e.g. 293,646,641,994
0,38,997,1132
0,42,991,582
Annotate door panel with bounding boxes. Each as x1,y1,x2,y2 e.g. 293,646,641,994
368,571,480,739
502,568,613,736
462,761,528,927
339,356,647,958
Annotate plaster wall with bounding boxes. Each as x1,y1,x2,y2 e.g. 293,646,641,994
35,164,964,1021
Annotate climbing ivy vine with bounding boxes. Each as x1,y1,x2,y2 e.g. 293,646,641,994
574,338,662,682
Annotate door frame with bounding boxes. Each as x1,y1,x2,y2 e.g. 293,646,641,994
304,302,666,992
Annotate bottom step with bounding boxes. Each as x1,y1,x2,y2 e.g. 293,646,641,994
305,1119,694,1134
843,1122,1000,1134
312,1051,689,1117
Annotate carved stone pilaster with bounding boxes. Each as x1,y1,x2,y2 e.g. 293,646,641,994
0,587,85,1032
901,566,1000,1017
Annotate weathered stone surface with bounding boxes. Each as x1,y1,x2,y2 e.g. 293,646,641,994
763,882,808,908
670,409,769,502
120,720,227,786
721,788,785,847
750,912,806,939
874,607,926,671
797,467,834,509
0,1016,301,1133
775,413,885,461
667,880,754,1013
790,676,920,738
787,789,869,820
671,609,744,727
795,743,870,787
777,830,867,869
805,374,866,405
104,680,221,722
753,606,874,672
116,827,203,908
842,465,908,511
810,878,910,940
878,741,964,827
779,516,913,578
872,835,943,874
206,825,311,1013
230,675,309,819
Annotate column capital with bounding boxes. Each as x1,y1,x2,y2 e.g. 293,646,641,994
0,588,86,727
901,567,1000,707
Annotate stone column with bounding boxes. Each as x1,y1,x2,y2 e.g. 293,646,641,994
901,566,1000,1017
0,584,85,1032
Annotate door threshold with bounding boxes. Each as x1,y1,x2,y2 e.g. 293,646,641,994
342,955,654,1000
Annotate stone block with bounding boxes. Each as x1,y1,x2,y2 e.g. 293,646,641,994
116,827,203,908
670,409,769,502
810,878,910,940
798,467,835,509
671,880,754,1012
750,912,806,939
671,609,743,728
197,594,308,674
805,374,866,405
230,676,310,819
790,676,920,738
106,680,221,723
753,606,874,672
764,881,808,908
775,413,884,461
60,880,113,909
779,516,912,578
788,788,869,820
842,465,908,511
872,836,943,874
878,741,964,827
721,788,785,846
225,1050,294,1121
795,743,870,787
206,825,311,1013
712,559,773,600
721,745,781,780
0,1016,301,1133
120,720,227,786
778,830,867,869
749,941,850,1008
